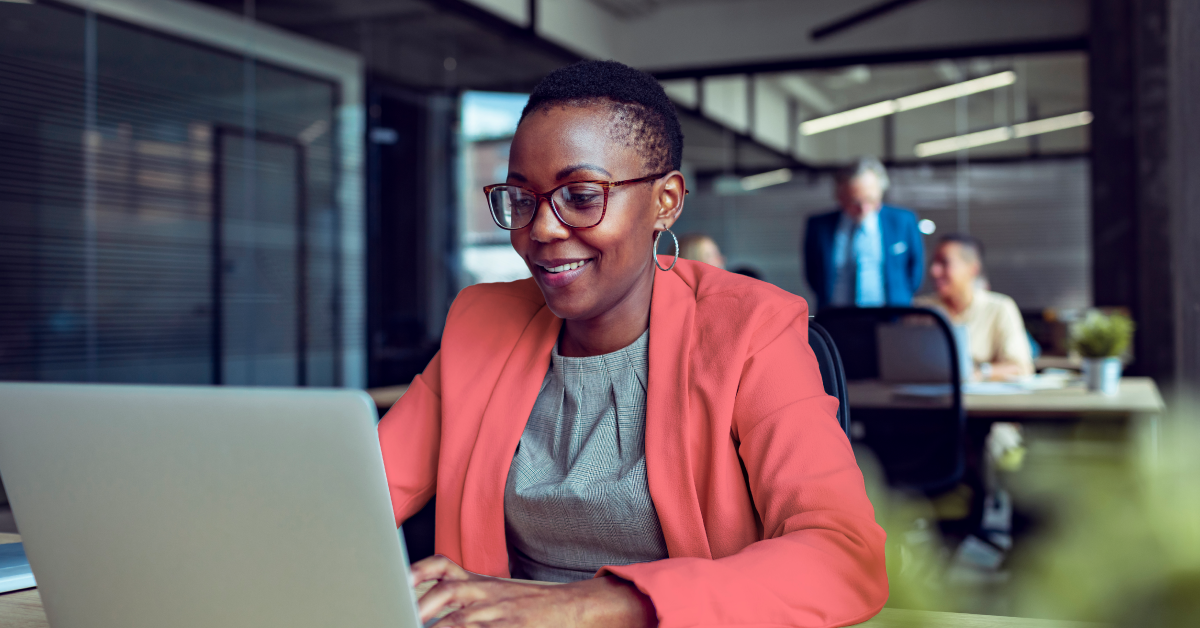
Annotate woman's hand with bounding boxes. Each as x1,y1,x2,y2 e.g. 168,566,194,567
412,555,657,628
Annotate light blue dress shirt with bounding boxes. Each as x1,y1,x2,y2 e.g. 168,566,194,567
830,211,885,307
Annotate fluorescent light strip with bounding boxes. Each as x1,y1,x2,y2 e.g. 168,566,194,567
1012,111,1094,137
799,101,897,136
894,71,1016,111
799,71,1017,136
741,168,793,190
914,111,1093,157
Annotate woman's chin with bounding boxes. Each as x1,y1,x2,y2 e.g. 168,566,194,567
539,289,602,323
544,301,591,323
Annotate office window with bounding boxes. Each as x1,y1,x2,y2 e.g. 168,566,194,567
458,91,531,287
672,159,1091,313
0,2,348,385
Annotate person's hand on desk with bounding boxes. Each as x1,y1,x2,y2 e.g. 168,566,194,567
976,361,1031,382
412,555,657,628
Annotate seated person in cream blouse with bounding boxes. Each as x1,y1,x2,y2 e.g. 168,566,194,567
914,234,1034,381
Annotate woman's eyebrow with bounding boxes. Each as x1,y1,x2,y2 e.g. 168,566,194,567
556,163,612,180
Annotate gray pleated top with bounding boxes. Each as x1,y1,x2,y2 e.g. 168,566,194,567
503,329,669,583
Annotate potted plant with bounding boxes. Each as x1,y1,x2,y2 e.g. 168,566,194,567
1070,310,1134,395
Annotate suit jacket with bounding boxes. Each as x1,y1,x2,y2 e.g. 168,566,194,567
803,205,924,310
378,259,888,628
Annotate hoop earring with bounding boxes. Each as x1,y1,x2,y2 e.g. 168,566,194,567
653,228,679,272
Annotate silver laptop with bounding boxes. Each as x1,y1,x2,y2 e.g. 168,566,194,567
0,383,425,628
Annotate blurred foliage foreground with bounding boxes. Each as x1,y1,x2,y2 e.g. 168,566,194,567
868,401,1200,627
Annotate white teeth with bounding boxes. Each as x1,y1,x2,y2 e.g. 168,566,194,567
544,260,589,273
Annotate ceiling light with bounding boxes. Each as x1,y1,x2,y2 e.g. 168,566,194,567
914,111,1093,157
741,168,793,191
799,71,1017,136
895,71,1015,110
1012,111,1094,137
800,101,898,136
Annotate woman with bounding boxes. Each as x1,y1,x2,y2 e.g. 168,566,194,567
378,60,887,628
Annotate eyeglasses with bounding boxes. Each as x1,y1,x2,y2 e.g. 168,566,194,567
483,172,672,231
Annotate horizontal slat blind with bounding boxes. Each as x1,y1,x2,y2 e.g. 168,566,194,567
0,2,342,385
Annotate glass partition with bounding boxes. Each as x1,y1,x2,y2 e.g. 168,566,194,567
0,1,349,386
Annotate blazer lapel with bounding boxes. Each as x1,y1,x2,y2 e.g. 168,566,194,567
458,304,561,577
645,263,713,559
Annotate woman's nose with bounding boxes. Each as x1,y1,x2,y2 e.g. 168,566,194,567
529,198,570,243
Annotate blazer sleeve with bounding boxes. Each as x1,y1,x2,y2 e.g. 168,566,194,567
603,315,889,628
904,212,925,297
378,350,443,526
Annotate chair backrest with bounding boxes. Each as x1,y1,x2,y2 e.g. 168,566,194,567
807,319,851,437
814,307,966,495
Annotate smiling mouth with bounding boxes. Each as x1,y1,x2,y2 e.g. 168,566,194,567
540,259,593,274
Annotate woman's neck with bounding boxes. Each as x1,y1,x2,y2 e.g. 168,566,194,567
558,269,654,358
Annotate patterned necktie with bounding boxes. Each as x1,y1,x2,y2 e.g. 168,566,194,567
852,223,866,305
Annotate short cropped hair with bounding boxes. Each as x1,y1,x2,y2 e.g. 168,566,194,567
939,233,985,265
834,156,890,192
520,60,684,174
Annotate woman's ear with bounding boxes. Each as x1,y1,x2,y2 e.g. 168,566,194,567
654,171,687,230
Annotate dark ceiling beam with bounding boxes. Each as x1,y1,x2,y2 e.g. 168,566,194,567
692,151,1090,179
811,0,929,41
648,37,1089,81
432,0,581,65
674,103,814,173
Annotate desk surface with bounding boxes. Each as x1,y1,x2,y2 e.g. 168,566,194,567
847,376,1164,418
369,384,410,411
0,532,1098,628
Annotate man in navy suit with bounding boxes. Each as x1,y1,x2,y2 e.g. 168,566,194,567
804,157,924,310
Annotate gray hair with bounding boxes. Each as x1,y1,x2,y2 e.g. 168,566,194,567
834,156,890,192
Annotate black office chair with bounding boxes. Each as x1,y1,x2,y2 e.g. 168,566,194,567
814,307,966,495
807,319,851,438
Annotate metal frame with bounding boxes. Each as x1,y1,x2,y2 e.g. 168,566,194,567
648,38,1089,81
211,125,309,386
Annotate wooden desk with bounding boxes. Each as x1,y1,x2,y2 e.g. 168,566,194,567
368,384,410,412
847,376,1165,463
846,377,1164,419
0,530,1099,628
0,533,43,628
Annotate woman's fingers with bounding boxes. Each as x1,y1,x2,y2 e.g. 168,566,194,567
411,554,471,585
430,600,509,627
418,579,498,623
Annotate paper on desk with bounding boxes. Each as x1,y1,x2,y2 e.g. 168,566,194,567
0,543,36,593
1017,372,1074,390
964,374,1074,395
963,381,1027,395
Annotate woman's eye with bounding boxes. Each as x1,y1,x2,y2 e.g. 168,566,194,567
563,187,603,206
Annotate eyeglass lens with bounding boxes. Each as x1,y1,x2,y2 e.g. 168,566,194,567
488,183,607,229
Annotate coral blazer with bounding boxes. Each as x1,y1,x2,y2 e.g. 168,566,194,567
378,258,888,628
